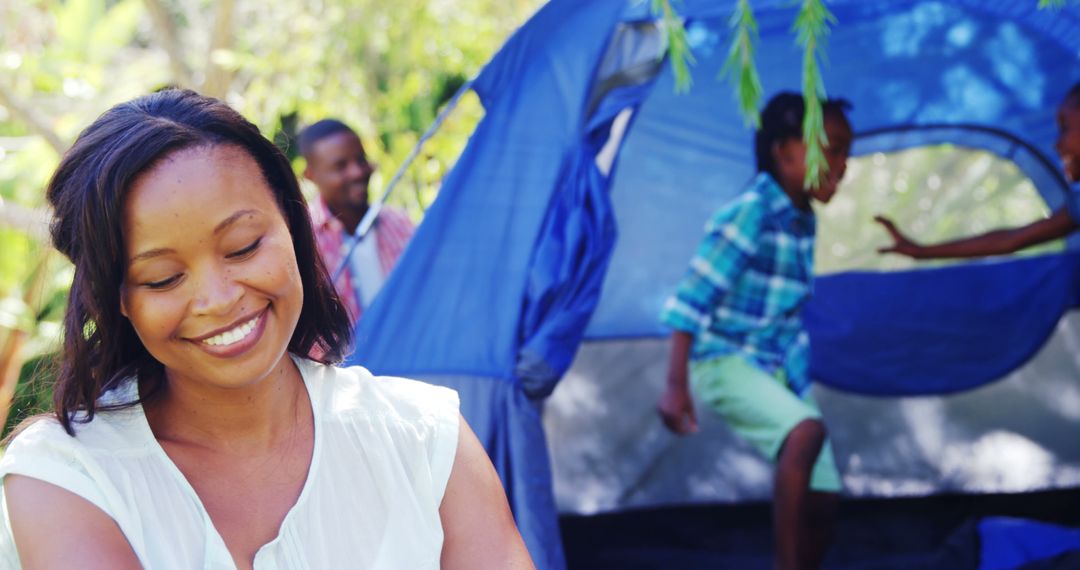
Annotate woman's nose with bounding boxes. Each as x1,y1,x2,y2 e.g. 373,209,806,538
191,267,243,316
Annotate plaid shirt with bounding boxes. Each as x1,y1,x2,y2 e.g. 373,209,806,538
661,172,816,396
309,196,415,324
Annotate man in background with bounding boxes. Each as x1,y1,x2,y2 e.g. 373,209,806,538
299,119,415,323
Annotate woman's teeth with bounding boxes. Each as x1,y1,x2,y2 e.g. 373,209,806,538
202,315,259,347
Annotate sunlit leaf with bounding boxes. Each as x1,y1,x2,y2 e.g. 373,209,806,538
53,0,105,56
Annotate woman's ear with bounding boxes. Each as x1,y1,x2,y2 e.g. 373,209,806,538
119,287,129,319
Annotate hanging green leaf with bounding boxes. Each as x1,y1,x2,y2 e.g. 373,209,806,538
720,0,763,127
651,0,695,93
793,0,836,188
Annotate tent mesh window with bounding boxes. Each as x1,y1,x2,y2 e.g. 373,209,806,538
816,144,1063,275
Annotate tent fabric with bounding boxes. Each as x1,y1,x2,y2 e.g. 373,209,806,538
348,0,1080,560
411,374,564,569
353,0,1080,402
352,0,627,379
806,252,1080,395
590,0,1080,339
350,1,630,567
545,324,1080,514
515,25,666,396
583,0,1080,395
978,517,1080,570
516,82,659,398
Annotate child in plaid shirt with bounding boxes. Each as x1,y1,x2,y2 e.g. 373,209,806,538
658,92,853,570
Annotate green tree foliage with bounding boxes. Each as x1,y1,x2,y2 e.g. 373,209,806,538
0,0,543,428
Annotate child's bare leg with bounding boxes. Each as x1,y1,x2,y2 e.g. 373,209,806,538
802,491,839,569
773,419,826,570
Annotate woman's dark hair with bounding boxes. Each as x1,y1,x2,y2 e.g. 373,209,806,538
754,91,853,179
46,89,353,435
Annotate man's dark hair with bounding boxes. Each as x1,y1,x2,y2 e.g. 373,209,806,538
754,91,854,179
297,119,356,159
45,88,354,435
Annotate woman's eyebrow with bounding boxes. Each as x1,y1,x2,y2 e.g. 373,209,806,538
130,247,175,265
213,209,259,236
130,209,260,265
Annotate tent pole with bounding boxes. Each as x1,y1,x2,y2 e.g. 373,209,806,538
332,78,476,284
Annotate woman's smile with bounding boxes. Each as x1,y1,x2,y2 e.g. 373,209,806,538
186,305,271,358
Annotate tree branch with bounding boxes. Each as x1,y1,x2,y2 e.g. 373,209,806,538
201,0,236,98
0,201,50,242
0,81,67,155
141,0,194,87
0,249,53,429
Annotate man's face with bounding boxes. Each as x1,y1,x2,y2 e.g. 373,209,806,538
304,131,374,213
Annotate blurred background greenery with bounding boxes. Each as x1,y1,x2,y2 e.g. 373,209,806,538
0,0,544,433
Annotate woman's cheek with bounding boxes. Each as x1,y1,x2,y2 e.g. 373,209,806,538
125,292,183,341
263,238,303,294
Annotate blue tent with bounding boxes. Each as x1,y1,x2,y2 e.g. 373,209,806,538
348,1,1080,567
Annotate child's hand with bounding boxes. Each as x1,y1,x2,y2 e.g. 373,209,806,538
874,215,924,258
657,386,699,435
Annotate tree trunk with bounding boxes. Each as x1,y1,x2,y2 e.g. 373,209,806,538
142,0,194,88
0,329,29,429
0,81,67,155
0,250,53,428
202,0,236,99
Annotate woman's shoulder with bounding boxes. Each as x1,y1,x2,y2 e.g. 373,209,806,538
296,357,459,427
296,358,460,496
2,402,148,473
0,416,112,512
4,415,73,455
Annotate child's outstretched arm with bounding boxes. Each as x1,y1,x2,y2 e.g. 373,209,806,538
875,207,1078,260
658,330,698,435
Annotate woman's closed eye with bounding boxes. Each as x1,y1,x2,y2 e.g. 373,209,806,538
142,274,183,290
227,237,262,260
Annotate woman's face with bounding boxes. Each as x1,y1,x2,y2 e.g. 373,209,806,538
120,144,303,391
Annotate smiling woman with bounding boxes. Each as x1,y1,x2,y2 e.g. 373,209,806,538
0,89,532,570
120,146,306,394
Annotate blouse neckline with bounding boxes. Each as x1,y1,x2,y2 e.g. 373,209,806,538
130,355,323,568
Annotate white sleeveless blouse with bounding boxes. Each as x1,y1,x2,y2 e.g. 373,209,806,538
0,358,460,569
